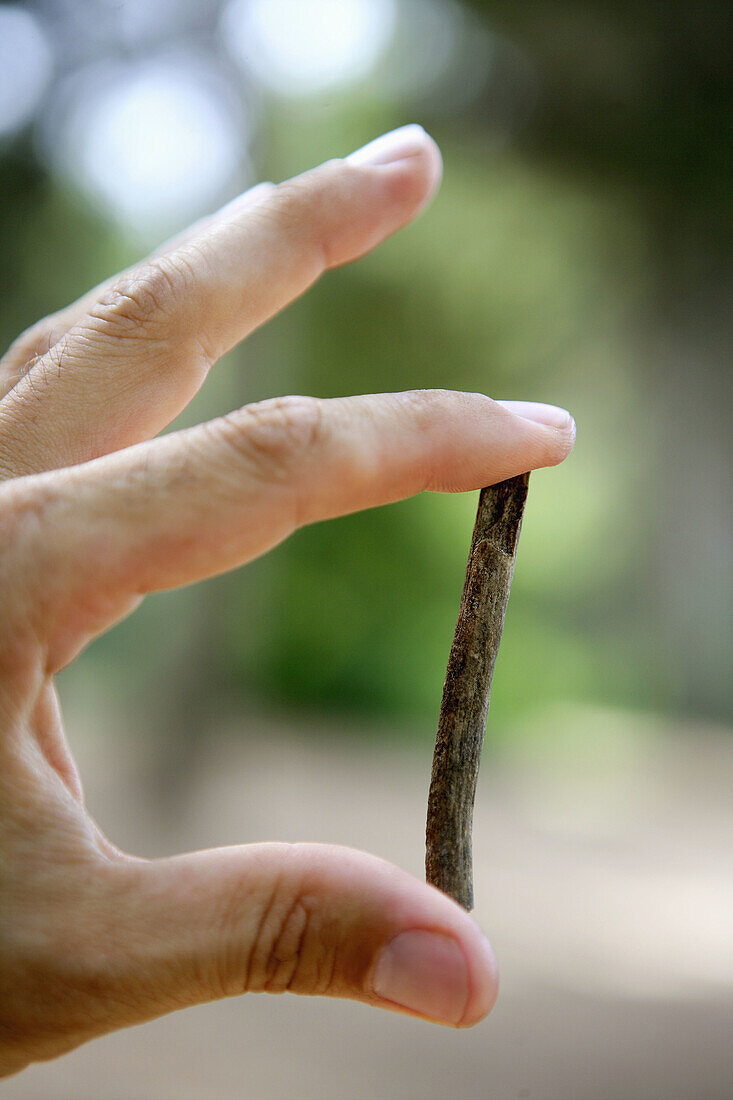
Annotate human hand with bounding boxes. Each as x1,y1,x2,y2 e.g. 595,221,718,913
0,125,575,1076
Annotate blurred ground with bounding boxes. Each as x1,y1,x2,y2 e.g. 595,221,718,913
6,696,732,1100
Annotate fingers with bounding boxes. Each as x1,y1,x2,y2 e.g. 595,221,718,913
0,182,276,402
0,126,443,477
93,843,499,1031
0,314,72,402
4,389,575,671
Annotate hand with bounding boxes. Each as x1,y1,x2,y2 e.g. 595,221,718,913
0,125,575,1076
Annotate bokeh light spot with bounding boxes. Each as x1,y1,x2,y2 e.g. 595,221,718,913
0,5,53,138
54,60,245,235
222,0,396,96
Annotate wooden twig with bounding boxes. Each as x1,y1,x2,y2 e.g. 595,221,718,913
426,473,529,910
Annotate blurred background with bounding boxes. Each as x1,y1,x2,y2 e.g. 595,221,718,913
1,1,731,1098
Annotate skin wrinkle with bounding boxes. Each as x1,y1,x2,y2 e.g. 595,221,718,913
318,928,339,999
232,396,326,485
241,866,286,997
101,262,182,334
266,897,310,994
285,903,312,993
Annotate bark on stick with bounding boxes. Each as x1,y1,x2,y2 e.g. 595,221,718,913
426,473,529,910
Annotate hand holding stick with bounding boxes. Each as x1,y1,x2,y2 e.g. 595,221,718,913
426,473,529,910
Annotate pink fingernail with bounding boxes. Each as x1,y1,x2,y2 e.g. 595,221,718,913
347,124,430,167
497,400,575,431
372,930,469,1025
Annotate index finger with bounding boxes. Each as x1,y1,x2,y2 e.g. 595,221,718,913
4,389,575,673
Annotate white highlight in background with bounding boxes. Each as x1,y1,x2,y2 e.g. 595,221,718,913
0,5,53,137
52,59,245,235
222,0,396,96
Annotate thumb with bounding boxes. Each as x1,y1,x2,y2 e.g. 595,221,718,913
109,843,498,1030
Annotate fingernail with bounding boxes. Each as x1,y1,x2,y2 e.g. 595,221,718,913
347,124,429,167
372,931,469,1025
497,400,575,431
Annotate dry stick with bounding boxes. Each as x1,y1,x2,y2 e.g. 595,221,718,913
426,473,529,910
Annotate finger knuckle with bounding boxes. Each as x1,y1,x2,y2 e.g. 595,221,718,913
90,258,186,340
242,890,335,998
265,177,306,225
272,166,333,219
264,170,334,269
219,396,324,483
392,387,450,428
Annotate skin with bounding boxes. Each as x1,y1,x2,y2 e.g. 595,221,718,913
0,126,576,1077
